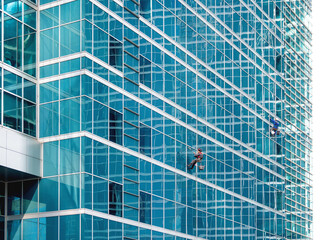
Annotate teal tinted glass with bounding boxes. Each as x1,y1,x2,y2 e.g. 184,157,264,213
39,177,58,212
60,0,80,24
40,6,59,30
60,137,80,174
23,180,38,213
40,27,59,61
39,217,58,240
60,215,79,239
60,98,80,134
3,92,22,131
4,70,22,96
43,141,59,176
40,102,59,137
40,63,59,78
40,81,59,103
60,22,81,56
7,220,21,240
23,219,37,240
60,174,80,210
60,76,80,99
60,58,80,74
23,80,36,102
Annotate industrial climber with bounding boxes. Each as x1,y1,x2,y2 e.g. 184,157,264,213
270,117,280,137
188,148,204,170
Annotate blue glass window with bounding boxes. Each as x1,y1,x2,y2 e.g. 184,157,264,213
93,101,108,139
152,195,163,227
93,216,108,239
93,140,108,178
93,177,108,213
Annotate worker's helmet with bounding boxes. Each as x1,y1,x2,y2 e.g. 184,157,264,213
275,117,279,121
198,148,202,152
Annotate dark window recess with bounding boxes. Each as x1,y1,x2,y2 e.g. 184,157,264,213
109,109,123,145
139,124,151,157
109,182,123,217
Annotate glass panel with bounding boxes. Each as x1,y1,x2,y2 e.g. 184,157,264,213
60,98,80,134
40,6,59,30
40,102,59,137
24,80,36,102
40,27,59,61
140,124,151,157
81,214,92,240
60,137,80,174
93,26,108,63
23,100,36,136
93,101,108,139
109,220,122,240
43,141,59,176
139,191,151,224
23,26,36,76
4,70,22,96
23,180,38,213
152,195,163,228
93,140,108,178
7,220,21,240
60,22,81,56
23,219,37,240
39,177,58,212
60,0,80,24
4,14,22,68
93,216,108,239
109,36,123,71
39,217,58,240
81,173,92,209
93,176,108,213
60,215,79,239
109,147,122,183
60,174,80,210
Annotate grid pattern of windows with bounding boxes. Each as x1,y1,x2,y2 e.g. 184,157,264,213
1,0,312,239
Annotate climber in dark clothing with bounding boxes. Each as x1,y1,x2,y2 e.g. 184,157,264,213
270,117,280,136
188,148,203,169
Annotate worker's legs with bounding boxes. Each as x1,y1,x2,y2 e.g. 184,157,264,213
188,158,200,169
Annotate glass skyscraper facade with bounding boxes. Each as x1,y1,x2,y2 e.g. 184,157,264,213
0,0,312,239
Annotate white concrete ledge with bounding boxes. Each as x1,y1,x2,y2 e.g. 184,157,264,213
0,126,42,178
